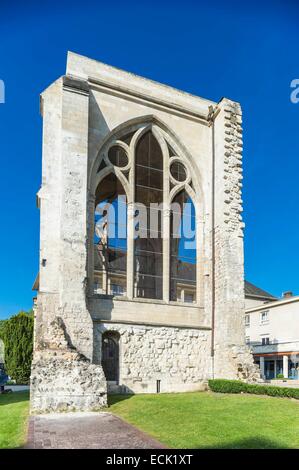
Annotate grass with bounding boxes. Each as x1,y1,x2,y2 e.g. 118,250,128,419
1,390,299,449
109,391,299,449
0,391,30,448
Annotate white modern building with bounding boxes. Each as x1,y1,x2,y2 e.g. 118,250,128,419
245,281,299,381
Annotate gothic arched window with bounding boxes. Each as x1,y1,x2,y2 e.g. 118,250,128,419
94,173,127,296
93,123,198,304
170,190,196,303
134,132,163,300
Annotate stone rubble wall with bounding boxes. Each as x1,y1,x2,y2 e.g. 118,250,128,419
94,323,212,393
213,98,258,381
32,55,260,413
30,352,107,413
30,317,107,413
231,345,262,383
217,344,261,383
222,100,244,237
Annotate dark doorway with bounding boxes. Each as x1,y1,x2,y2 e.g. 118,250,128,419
102,331,120,383
265,360,275,380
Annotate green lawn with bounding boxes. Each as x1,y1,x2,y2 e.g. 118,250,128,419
109,391,299,449
0,391,30,449
1,390,299,449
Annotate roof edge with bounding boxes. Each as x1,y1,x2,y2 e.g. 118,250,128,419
66,51,217,114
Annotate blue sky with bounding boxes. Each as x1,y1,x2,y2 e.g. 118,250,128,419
0,0,298,318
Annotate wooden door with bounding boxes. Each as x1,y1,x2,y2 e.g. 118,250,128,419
102,333,119,382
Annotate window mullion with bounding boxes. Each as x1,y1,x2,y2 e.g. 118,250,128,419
163,148,170,302
127,144,135,300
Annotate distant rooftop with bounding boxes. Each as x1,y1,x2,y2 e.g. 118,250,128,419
245,280,277,300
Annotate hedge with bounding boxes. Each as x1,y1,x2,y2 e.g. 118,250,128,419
208,379,299,400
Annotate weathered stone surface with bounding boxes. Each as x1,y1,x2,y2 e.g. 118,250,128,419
227,345,261,383
95,323,211,393
31,318,107,413
30,354,107,413
212,98,257,380
31,53,258,413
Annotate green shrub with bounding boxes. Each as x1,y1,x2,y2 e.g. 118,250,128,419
0,312,33,385
208,379,246,394
208,379,299,400
276,374,285,379
5,379,16,385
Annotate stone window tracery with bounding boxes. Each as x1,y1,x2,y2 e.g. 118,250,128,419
135,131,163,300
108,146,128,167
170,190,196,303
94,173,127,296
92,123,198,304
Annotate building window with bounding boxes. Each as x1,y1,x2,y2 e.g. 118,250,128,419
93,282,102,295
94,173,127,296
245,314,250,326
261,336,270,346
170,161,187,182
170,190,196,302
260,311,269,324
184,292,195,303
94,124,198,303
108,146,128,167
134,131,163,300
245,336,250,344
110,283,125,296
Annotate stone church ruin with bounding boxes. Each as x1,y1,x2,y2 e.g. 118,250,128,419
31,52,258,412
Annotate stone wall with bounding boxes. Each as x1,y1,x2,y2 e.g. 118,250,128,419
31,317,107,413
31,53,258,413
213,98,258,380
37,75,94,359
94,323,212,393
31,351,107,413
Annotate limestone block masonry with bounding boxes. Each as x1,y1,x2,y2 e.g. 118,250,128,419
30,318,107,412
94,324,211,393
31,51,259,413
213,99,260,382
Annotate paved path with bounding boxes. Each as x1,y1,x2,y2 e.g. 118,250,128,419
25,412,165,449
5,385,30,392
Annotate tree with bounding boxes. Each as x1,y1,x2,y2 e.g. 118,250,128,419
0,319,6,338
0,311,33,384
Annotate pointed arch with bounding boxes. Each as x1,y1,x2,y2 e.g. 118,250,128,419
134,129,164,300
169,181,197,207
89,114,204,212
88,114,205,303
93,165,131,203
93,172,127,296
170,188,197,303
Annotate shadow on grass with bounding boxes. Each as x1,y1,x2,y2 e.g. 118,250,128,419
0,391,29,406
108,393,135,407
197,437,290,450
